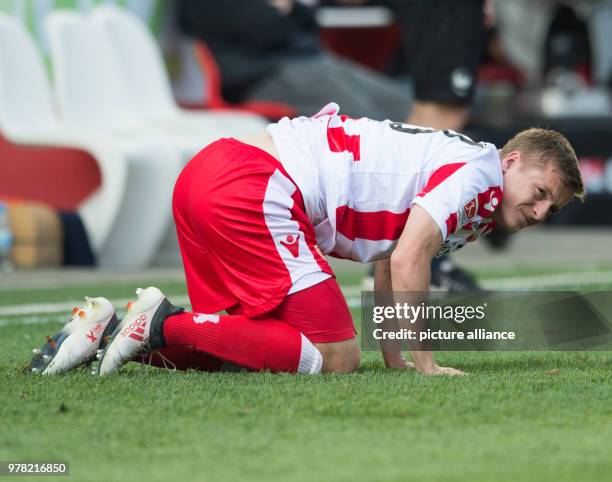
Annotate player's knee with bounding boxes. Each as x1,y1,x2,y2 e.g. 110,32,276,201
317,338,361,374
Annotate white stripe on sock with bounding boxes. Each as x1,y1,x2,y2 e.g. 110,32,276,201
297,334,323,374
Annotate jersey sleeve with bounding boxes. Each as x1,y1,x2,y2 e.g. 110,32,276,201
411,159,500,241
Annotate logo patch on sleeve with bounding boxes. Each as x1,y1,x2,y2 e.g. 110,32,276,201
463,198,477,219
477,187,503,217
457,197,478,227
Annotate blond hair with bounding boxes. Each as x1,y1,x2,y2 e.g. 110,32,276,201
500,128,585,200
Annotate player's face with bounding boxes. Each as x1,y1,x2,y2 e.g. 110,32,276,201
495,151,574,232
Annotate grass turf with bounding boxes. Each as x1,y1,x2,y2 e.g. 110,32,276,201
1,266,611,482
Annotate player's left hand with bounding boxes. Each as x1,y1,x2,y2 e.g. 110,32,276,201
422,365,467,376
383,352,415,369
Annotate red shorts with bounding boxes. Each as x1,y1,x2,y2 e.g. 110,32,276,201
227,277,355,343
172,138,354,343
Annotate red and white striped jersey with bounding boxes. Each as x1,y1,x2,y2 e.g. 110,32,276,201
267,103,503,262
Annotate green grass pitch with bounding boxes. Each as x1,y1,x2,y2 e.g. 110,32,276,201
1,265,611,482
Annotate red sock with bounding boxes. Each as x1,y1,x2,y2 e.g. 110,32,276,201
162,311,321,373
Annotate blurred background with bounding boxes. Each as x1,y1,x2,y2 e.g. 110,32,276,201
0,0,611,282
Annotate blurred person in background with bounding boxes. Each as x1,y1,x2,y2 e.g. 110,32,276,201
176,0,411,121
494,0,612,88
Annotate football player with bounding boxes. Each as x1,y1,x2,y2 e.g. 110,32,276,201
31,103,583,376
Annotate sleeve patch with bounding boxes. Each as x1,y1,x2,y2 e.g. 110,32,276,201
477,186,503,217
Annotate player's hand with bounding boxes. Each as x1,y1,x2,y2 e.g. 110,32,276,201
418,364,466,376
383,352,415,369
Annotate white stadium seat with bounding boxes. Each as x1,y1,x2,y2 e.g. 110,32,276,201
0,13,165,268
44,10,188,268
90,5,268,145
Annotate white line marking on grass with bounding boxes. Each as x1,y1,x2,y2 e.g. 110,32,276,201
0,296,191,321
480,270,612,290
341,269,612,296
1,270,611,323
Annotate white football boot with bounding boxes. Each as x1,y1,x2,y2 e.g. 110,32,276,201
95,286,183,376
30,297,119,375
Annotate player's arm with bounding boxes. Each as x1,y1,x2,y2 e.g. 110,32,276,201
388,205,464,375
374,259,414,369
